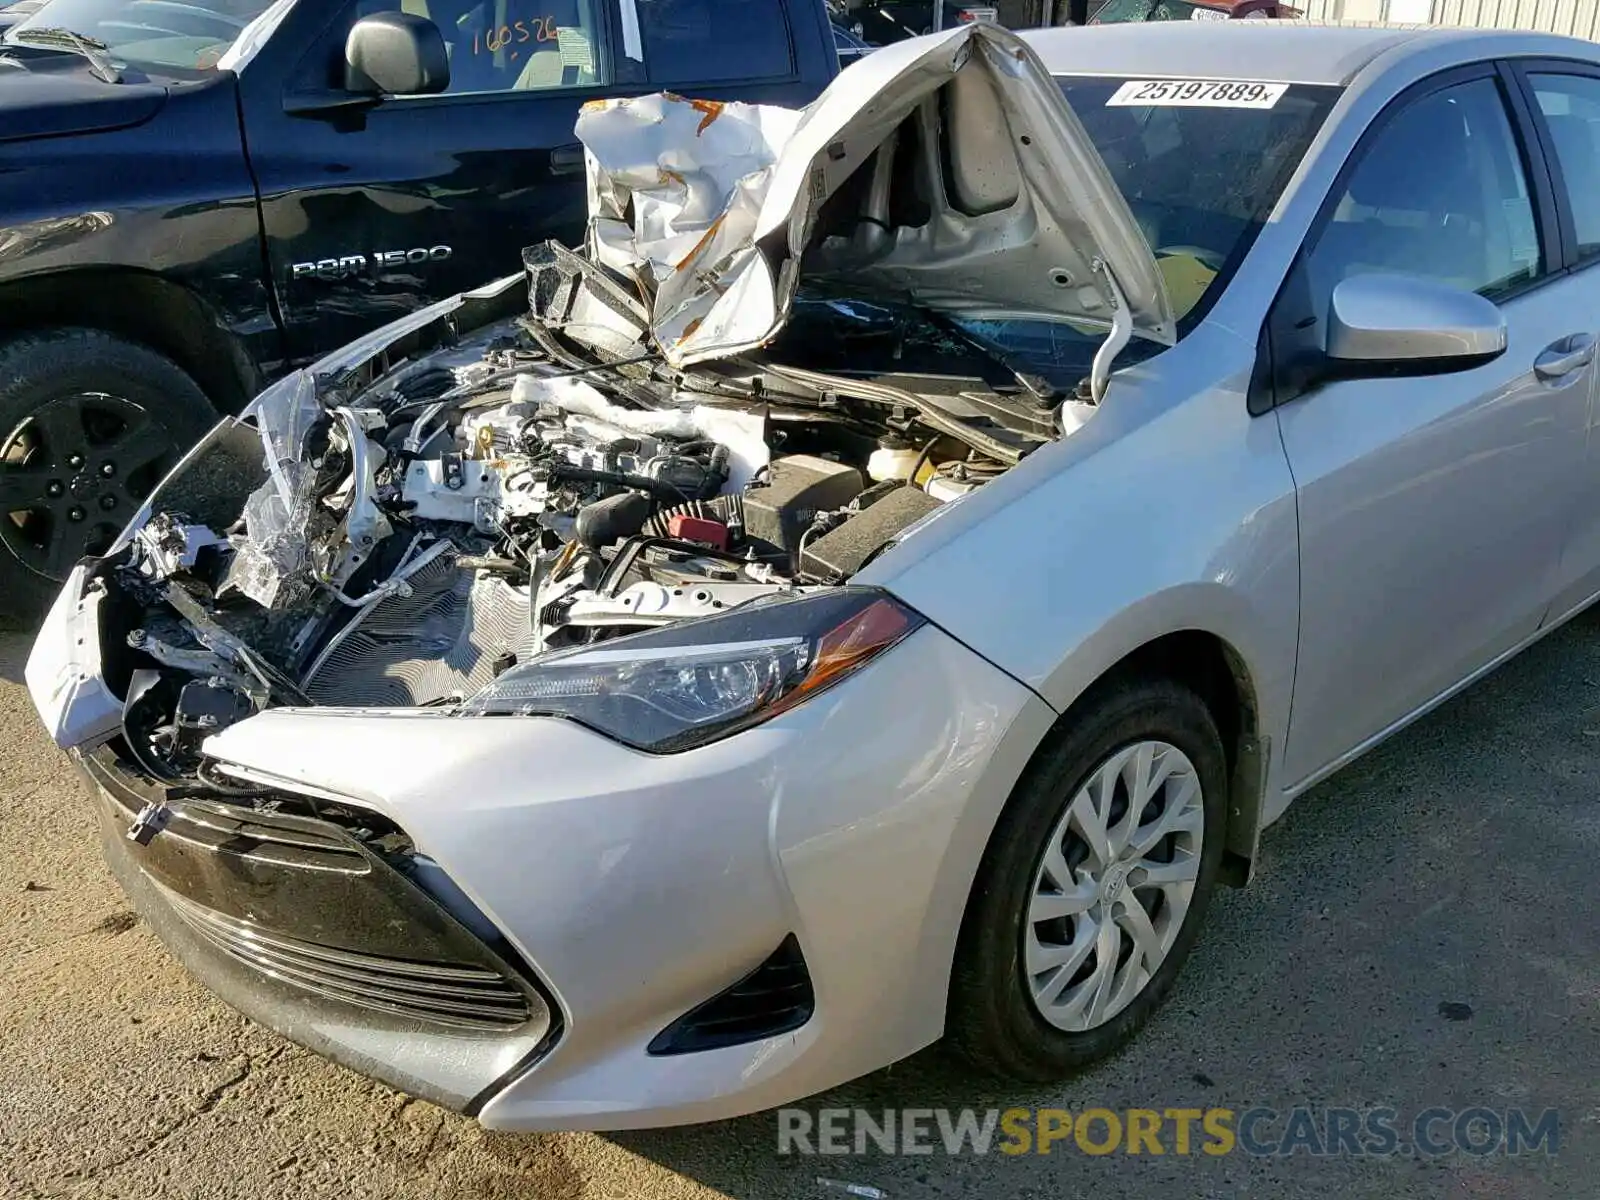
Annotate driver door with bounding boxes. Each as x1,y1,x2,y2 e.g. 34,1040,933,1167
236,0,615,361
1272,67,1595,787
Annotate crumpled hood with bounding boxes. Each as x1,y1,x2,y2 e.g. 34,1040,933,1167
576,23,1174,368
0,48,167,142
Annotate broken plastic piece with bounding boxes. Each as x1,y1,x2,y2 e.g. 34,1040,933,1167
815,1179,887,1199
126,801,173,846
131,514,226,581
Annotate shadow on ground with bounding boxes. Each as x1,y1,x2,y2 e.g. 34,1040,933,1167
0,615,31,684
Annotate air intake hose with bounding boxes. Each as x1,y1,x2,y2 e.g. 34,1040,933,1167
643,492,745,540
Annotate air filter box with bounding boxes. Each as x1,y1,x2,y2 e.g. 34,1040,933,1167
743,455,865,561
799,484,940,581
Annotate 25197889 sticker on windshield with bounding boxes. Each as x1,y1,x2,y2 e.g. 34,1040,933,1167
1107,79,1290,107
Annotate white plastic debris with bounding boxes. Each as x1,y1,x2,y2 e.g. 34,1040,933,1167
130,515,226,581
512,373,697,438
815,1178,887,1199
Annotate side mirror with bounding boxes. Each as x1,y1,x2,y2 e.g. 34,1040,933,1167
1326,273,1506,372
344,12,449,97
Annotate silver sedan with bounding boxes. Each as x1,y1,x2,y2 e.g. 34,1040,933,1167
28,19,1600,1129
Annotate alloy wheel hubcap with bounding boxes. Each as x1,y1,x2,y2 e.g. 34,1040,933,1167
1023,739,1204,1033
0,393,175,580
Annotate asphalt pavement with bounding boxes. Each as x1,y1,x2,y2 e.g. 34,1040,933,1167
2,609,1598,1199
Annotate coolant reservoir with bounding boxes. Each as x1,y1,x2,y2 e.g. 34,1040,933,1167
1057,400,1097,435
924,473,978,503
867,438,921,483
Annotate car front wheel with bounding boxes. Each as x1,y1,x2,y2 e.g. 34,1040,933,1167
0,329,217,616
948,677,1228,1080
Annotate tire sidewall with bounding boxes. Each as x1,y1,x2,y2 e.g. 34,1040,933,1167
0,330,217,613
952,678,1229,1079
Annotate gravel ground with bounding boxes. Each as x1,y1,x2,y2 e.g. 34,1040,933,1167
2,610,1597,1199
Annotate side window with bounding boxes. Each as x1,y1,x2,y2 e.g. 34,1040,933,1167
630,0,792,85
360,0,609,95
1528,73,1600,264
1087,0,1161,22
1305,78,1542,306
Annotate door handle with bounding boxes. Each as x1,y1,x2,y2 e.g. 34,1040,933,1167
1534,333,1596,380
550,143,586,176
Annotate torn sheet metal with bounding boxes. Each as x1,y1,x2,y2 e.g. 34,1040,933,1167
577,93,802,287
574,23,1174,369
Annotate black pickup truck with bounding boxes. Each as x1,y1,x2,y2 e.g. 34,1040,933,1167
0,0,838,610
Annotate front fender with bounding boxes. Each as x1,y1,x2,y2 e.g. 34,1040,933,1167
858,327,1300,808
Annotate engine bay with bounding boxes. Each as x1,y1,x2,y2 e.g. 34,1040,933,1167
87,250,1085,784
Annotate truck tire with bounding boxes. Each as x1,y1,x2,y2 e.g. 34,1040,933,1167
0,329,218,616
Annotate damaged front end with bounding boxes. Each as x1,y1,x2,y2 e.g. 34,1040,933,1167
20,22,1184,1118
32,22,1169,782
35,248,1036,775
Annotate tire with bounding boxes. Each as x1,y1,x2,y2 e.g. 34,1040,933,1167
948,676,1228,1082
0,329,218,616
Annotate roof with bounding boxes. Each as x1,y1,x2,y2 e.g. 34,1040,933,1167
1020,21,1588,87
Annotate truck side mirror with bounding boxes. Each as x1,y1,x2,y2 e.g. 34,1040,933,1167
344,12,450,97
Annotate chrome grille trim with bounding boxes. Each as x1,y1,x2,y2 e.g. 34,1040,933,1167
160,885,533,1030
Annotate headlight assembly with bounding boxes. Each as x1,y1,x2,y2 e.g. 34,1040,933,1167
459,587,924,752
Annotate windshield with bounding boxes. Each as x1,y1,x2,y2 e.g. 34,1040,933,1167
4,0,281,71
1057,75,1338,327
775,77,1337,392
773,287,1139,398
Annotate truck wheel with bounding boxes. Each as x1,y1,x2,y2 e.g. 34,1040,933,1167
946,677,1228,1081
0,330,217,616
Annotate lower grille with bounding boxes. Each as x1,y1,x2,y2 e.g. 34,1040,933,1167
162,885,534,1031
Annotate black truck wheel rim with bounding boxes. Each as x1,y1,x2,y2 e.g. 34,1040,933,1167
0,392,177,580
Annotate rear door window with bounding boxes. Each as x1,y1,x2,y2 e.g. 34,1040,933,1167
1526,72,1600,264
625,0,793,84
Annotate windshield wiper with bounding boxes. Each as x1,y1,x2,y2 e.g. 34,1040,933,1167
818,284,1064,409
915,304,1065,410
7,27,122,83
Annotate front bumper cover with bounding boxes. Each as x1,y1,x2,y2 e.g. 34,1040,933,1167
82,748,557,1114
69,620,1055,1131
